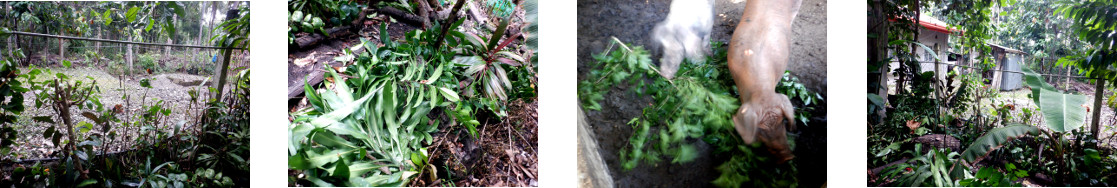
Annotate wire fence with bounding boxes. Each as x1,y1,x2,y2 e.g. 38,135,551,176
3,31,248,99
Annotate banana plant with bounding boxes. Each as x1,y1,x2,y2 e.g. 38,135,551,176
956,67,1087,164
1022,66,1089,132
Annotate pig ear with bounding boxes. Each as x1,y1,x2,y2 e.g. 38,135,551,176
733,106,758,144
776,94,797,132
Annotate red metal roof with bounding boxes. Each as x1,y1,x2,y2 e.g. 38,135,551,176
917,14,962,35
889,13,964,35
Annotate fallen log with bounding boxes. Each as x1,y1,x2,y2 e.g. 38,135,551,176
293,26,353,49
376,7,429,28
287,43,370,99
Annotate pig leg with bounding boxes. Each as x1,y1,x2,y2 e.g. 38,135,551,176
727,0,802,163
652,24,685,79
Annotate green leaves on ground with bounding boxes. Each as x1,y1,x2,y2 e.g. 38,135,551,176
580,39,807,187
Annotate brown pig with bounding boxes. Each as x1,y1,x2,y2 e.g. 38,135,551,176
727,0,802,163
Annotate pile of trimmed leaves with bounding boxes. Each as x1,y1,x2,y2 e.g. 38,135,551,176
289,16,533,185
579,38,811,187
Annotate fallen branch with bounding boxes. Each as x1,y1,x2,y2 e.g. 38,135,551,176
292,26,353,50
376,6,429,28
287,44,369,99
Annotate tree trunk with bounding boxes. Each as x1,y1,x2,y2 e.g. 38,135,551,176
166,10,176,55
208,2,219,60
868,0,890,122
196,1,206,54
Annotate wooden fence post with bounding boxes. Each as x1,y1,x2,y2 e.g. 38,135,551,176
213,8,240,100
1092,77,1104,145
59,37,64,60
126,43,133,75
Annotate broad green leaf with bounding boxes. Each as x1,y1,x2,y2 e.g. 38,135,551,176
145,18,154,32
1038,89,1088,132
288,154,311,170
428,85,438,108
380,23,390,46
103,10,113,26
671,144,698,163
496,51,525,63
333,158,351,179
77,179,98,187
424,62,443,84
328,66,354,103
309,90,376,128
304,79,324,111
312,131,358,149
486,18,510,51
1022,67,1056,104
290,11,304,23
384,83,399,139
62,60,71,68
32,116,54,124
125,7,139,23
960,124,1040,162
438,87,460,102
306,149,343,167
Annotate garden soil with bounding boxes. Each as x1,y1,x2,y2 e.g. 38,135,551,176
6,67,214,161
577,0,827,187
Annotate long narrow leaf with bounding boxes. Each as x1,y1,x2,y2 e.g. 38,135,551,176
960,124,1040,162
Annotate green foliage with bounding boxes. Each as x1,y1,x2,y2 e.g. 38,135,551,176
0,59,27,160
776,71,823,126
448,17,531,102
289,29,462,186
958,166,1023,187
213,6,249,49
287,0,362,44
485,0,516,18
137,53,161,73
1052,0,1117,97
880,144,970,187
711,144,799,188
579,39,801,187
959,124,1040,162
1022,67,1089,132
288,10,327,44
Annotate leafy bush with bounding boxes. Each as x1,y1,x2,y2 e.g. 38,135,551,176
0,59,26,161
137,53,159,74
776,71,823,126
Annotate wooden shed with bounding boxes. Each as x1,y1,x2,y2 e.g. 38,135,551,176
985,43,1028,91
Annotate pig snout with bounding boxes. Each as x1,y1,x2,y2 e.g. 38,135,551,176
652,0,714,79
727,0,802,163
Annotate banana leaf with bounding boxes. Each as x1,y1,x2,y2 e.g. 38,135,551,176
960,124,1040,162
1038,89,1089,132
1022,67,1056,104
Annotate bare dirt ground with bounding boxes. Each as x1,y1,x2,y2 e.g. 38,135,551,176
4,67,212,160
576,0,827,187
